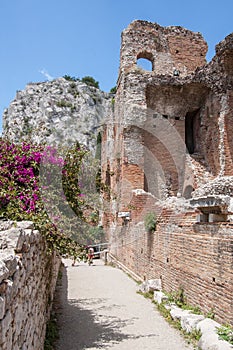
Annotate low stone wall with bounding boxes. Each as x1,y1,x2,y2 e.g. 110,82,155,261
0,220,61,350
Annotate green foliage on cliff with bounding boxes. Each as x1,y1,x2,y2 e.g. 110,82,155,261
63,74,100,88
81,76,99,89
63,75,79,82
110,86,117,94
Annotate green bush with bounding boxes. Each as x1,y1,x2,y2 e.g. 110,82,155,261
56,100,73,108
81,76,99,89
110,86,117,94
144,212,157,232
63,75,79,82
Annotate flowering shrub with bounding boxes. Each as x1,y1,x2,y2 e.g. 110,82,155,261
0,139,43,218
0,138,94,256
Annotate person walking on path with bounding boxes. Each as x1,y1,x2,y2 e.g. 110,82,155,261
55,258,194,350
87,246,94,265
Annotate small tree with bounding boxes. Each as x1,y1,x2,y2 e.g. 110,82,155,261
110,86,117,94
81,76,99,89
63,75,79,82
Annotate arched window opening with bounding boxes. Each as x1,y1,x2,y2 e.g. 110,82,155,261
137,51,153,71
137,58,153,71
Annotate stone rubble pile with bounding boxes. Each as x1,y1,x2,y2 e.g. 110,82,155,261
138,280,232,350
192,176,233,198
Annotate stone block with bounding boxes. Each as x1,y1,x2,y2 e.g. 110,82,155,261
138,281,147,293
197,318,232,350
147,279,162,291
15,232,30,253
0,221,14,231
0,296,6,320
0,236,8,250
5,228,21,248
153,291,168,304
4,279,14,304
181,313,204,333
14,304,24,335
15,221,34,230
170,305,191,321
0,310,12,338
11,345,20,350
0,261,9,284
138,279,162,293
0,252,18,275
197,318,221,334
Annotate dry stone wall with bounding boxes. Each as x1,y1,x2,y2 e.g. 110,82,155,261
0,220,60,350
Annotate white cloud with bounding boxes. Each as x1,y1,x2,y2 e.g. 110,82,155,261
39,69,54,81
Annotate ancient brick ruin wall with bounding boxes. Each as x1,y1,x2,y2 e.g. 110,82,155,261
103,19,233,212
102,20,233,326
120,20,207,76
224,93,233,174
0,221,60,350
111,208,233,326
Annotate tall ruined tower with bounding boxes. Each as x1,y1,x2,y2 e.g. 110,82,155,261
119,20,207,76
102,20,210,222
102,20,233,326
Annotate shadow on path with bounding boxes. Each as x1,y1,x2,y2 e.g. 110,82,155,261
54,264,157,350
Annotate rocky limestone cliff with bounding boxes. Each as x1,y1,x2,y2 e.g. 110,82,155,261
3,78,113,152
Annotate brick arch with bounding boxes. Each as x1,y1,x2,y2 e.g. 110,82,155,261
137,51,154,61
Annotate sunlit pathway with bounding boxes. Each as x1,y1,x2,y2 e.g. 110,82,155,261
55,258,193,350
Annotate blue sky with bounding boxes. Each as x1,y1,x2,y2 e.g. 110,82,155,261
0,0,233,133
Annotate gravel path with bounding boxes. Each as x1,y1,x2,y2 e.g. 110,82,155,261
55,259,194,350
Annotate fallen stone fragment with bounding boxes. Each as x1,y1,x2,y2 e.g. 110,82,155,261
153,291,168,304
181,313,204,333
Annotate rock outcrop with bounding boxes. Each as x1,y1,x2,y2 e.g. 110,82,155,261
3,78,113,152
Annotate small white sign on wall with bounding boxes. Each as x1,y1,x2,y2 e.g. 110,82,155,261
118,212,130,218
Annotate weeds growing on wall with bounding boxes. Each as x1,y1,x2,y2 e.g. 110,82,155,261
166,288,201,314
144,212,157,233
